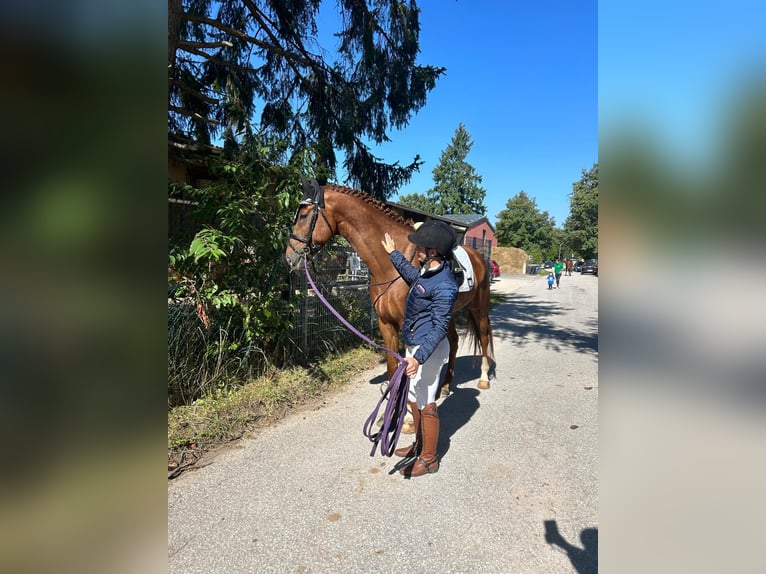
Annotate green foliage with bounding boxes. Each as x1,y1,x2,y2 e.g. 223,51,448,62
426,123,487,215
189,227,240,263
564,163,599,260
495,190,556,258
168,0,445,198
396,191,438,213
168,144,301,406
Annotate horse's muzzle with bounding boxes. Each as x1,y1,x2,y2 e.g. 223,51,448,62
285,248,305,271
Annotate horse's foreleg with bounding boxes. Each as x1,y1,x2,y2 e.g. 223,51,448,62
378,321,400,381
439,319,459,398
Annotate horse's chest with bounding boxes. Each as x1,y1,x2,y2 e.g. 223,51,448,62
371,285,406,323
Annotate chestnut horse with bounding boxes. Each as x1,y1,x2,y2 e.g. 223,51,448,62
285,181,494,395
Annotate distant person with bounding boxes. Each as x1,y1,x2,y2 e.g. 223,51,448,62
553,258,564,288
565,258,573,276
547,271,555,290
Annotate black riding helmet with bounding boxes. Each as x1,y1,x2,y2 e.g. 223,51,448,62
408,220,457,258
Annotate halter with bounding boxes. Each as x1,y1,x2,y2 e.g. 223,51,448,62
288,176,334,257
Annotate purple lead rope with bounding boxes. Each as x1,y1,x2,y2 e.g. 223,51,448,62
304,258,409,456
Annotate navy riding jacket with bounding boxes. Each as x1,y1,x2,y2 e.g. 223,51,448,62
390,250,458,365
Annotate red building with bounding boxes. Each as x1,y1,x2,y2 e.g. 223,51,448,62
442,214,496,258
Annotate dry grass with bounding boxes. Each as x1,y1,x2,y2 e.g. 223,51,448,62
168,346,382,475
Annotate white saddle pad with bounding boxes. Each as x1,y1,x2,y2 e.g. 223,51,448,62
453,246,474,292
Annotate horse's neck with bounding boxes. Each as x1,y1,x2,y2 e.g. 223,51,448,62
327,190,413,278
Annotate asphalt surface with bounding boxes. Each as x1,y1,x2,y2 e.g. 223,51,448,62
168,271,599,574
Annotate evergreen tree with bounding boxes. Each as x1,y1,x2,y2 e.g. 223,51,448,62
495,190,556,262
396,192,438,213
168,0,445,199
426,123,487,214
564,164,598,259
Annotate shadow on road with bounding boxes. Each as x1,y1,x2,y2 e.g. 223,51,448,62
491,293,598,356
544,520,598,574
367,371,388,386
436,386,480,460
448,355,491,385
365,359,481,462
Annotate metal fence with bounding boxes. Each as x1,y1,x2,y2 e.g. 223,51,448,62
462,236,492,260
289,244,380,360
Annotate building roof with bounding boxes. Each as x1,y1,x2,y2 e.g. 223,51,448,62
439,213,495,234
386,202,466,232
387,202,494,231
440,213,487,227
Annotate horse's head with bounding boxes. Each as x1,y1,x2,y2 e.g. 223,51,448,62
285,177,336,270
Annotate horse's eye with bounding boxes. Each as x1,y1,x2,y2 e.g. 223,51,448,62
299,212,309,221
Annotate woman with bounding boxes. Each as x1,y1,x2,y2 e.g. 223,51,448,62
381,220,458,477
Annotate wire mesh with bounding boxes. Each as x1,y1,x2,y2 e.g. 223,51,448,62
289,244,380,360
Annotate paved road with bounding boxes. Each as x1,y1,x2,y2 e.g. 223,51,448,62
168,272,598,574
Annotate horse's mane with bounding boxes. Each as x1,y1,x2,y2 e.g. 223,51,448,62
326,183,412,228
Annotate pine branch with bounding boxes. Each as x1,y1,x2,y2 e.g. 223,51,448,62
179,40,235,50
168,105,221,125
183,11,316,69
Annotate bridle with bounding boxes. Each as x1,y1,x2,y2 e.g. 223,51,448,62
288,176,334,258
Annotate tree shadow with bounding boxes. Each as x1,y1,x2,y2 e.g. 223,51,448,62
544,520,598,574
491,293,598,356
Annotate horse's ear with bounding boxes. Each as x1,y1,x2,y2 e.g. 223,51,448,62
312,179,325,208
299,174,325,207
299,174,313,202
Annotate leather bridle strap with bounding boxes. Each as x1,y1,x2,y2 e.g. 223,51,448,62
288,201,334,256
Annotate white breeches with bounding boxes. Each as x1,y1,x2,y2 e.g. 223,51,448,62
406,338,449,409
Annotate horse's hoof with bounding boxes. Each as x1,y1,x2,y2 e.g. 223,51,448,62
400,420,416,435
477,379,490,390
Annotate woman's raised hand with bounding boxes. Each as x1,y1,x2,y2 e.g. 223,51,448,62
381,233,396,254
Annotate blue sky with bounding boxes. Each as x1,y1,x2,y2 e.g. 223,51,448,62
323,0,598,228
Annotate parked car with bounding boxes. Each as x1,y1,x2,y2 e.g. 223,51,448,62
489,259,500,278
574,261,583,272
581,258,598,276
543,260,554,269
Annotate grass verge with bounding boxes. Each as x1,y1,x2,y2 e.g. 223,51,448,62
168,346,383,477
